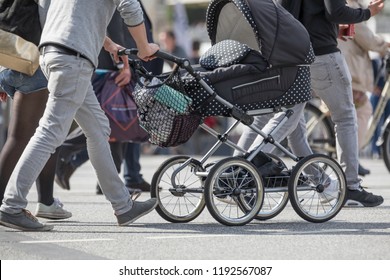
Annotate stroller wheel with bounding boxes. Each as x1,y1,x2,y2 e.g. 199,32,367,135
204,157,264,226
288,154,347,223
151,156,206,223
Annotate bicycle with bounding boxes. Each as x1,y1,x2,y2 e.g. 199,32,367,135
304,53,390,172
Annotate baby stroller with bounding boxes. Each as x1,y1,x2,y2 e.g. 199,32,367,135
122,0,347,226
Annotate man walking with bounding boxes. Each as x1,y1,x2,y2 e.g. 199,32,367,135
0,0,159,231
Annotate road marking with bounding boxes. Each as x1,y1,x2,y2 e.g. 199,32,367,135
19,238,114,244
248,229,363,234
147,234,243,240
146,229,370,240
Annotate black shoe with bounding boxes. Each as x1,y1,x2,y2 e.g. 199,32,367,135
345,187,384,207
55,160,76,190
358,164,370,176
126,180,151,192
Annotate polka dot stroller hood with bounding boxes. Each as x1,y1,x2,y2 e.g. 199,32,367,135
181,0,315,117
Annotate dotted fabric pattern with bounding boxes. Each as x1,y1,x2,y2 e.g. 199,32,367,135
183,65,312,117
305,44,316,64
199,39,252,70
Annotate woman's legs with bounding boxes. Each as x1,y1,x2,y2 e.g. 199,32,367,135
0,89,56,206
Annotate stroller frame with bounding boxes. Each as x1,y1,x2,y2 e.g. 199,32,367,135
123,48,347,226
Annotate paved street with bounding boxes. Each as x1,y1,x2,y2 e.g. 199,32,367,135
1,155,390,261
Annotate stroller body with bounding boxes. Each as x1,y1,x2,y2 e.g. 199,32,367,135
128,0,347,226
183,0,314,117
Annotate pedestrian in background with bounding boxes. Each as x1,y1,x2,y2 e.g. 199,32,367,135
338,0,390,176
291,0,385,206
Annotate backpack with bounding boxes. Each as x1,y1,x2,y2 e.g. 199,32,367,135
0,0,41,46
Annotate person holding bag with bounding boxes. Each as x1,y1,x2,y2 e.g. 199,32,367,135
0,0,71,221
54,6,163,195
338,0,390,176
282,0,386,207
0,0,159,231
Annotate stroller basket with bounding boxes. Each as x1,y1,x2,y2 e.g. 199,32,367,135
132,71,202,147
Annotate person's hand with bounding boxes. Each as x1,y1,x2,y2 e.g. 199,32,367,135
0,92,7,102
103,36,130,70
368,0,385,17
137,43,160,62
115,67,131,87
338,24,349,41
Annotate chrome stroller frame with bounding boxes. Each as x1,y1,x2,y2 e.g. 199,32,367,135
122,48,347,226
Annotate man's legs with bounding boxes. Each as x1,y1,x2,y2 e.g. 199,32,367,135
310,52,360,190
234,102,312,157
71,68,132,215
311,52,383,207
0,53,129,215
123,143,150,191
0,54,92,218
124,143,142,184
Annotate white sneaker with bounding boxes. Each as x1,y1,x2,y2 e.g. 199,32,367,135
35,198,72,220
319,179,339,204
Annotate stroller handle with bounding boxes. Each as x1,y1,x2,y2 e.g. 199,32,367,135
118,48,190,67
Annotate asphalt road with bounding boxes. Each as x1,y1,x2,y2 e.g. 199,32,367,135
1,155,390,261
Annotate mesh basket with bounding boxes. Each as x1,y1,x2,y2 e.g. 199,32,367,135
132,74,202,147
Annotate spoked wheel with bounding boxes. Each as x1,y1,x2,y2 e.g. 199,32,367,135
288,154,347,223
255,154,289,221
204,157,264,226
151,156,205,223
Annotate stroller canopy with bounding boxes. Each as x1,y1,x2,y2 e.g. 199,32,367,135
206,0,313,67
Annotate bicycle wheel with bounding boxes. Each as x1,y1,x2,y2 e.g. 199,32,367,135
254,154,289,221
204,157,264,226
304,103,335,156
151,156,205,223
381,122,390,173
288,154,347,223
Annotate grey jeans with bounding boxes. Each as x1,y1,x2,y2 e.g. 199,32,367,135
0,53,132,215
235,52,360,190
310,52,360,190
234,102,313,157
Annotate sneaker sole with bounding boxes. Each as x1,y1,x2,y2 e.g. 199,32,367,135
35,212,72,220
0,220,54,231
344,199,383,207
118,201,158,226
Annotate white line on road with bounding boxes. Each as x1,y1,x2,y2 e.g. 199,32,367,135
19,238,114,244
147,234,243,240
146,229,369,240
